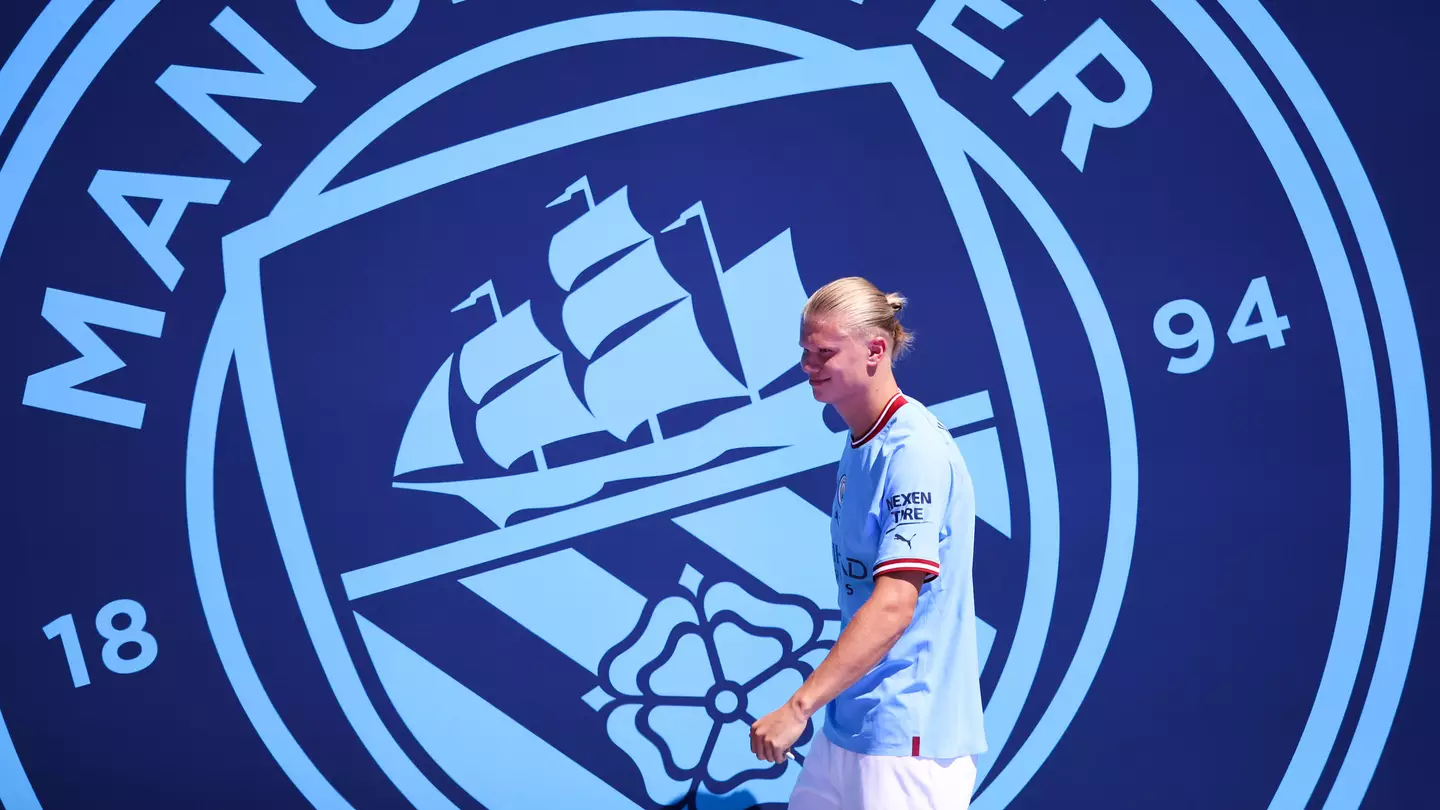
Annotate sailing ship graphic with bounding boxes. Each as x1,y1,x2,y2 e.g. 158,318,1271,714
391,176,831,526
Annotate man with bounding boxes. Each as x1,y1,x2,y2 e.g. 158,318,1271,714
749,276,986,809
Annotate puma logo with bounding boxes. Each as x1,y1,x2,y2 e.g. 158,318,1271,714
895,533,913,549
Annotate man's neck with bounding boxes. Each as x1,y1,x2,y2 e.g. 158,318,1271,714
837,381,903,442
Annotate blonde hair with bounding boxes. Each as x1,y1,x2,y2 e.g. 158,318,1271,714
801,276,915,361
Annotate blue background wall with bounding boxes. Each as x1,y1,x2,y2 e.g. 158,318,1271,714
0,1,1434,808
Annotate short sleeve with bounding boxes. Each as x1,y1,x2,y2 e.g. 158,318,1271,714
872,443,948,582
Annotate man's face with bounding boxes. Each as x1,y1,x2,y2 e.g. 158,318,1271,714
799,317,877,404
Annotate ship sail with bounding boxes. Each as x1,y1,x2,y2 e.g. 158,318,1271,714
717,229,809,392
474,355,599,469
549,186,650,291
562,240,687,359
393,355,463,476
457,301,560,403
583,298,748,441
460,300,599,466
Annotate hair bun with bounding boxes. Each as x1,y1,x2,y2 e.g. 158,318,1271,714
885,292,906,313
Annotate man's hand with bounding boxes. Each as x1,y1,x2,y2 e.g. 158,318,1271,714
746,571,927,765
749,701,808,764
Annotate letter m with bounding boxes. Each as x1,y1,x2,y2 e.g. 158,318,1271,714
22,290,165,429
156,7,315,162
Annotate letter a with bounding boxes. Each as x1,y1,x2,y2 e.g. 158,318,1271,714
89,170,229,290
1013,19,1153,171
22,289,165,429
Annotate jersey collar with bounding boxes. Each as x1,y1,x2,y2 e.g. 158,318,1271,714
850,391,907,448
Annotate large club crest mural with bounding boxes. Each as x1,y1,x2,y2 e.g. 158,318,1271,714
0,1,1431,809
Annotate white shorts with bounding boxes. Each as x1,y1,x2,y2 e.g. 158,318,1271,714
788,732,977,810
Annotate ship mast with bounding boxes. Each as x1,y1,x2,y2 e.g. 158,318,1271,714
664,202,761,405
452,282,551,472
550,176,669,443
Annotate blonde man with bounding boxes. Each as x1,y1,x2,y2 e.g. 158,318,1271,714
750,277,986,810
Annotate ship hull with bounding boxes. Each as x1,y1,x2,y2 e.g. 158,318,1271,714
398,381,830,526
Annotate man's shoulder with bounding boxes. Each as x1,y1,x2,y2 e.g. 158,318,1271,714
884,399,954,456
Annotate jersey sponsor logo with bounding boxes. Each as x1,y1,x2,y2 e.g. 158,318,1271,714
832,544,871,582
886,490,932,524
886,491,933,510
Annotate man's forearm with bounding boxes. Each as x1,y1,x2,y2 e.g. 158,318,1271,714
788,595,914,718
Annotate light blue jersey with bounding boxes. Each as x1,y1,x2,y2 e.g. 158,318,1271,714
824,392,987,759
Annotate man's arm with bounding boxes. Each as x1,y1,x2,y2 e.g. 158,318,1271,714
749,570,926,763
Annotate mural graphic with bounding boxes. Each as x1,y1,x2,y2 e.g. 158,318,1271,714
0,2,1428,810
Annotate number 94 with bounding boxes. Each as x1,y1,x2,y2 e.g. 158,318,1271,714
1153,276,1291,374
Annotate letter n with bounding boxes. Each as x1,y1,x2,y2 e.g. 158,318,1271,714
22,290,165,428
155,7,315,162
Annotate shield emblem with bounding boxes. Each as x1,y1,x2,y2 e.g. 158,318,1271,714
191,15,1135,810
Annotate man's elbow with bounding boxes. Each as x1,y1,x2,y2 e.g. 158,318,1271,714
871,571,926,629
882,599,916,631
871,588,918,630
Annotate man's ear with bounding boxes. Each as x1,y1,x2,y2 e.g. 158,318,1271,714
867,334,887,367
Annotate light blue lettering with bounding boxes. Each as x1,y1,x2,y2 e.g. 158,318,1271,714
1013,19,1152,171
155,7,315,162
298,0,420,51
88,170,228,290
918,0,1023,79
96,599,158,675
42,613,90,689
1153,298,1214,374
21,289,164,428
